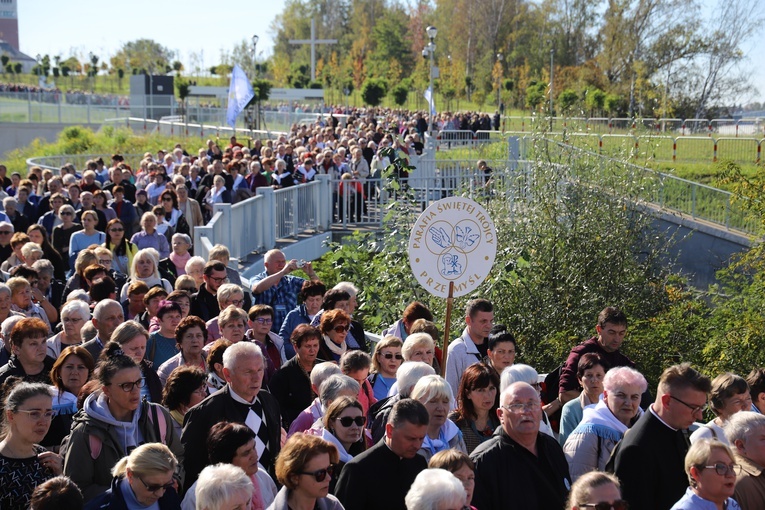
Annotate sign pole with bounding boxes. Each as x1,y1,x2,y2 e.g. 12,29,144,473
441,281,455,378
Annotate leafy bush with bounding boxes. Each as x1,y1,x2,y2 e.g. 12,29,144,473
361,78,388,106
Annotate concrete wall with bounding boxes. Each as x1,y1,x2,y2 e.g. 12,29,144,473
0,123,101,157
652,211,752,289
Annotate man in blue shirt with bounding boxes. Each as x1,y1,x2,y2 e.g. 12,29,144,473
251,249,319,334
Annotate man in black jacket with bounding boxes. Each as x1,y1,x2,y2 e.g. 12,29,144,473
190,261,227,321
182,342,282,489
470,382,571,510
335,398,429,510
610,363,711,510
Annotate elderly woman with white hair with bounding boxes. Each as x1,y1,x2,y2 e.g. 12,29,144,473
405,468,467,510
46,299,90,358
410,375,467,461
119,248,173,301
563,366,648,481
158,232,192,283
500,363,555,437
203,175,231,221
130,212,170,259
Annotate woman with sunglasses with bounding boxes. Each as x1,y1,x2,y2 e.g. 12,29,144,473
0,381,63,510
368,336,404,401
271,433,343,510
317,309,353,363
85,442,181,510
566,471,626,510
670,438,742,510
63,342,182,502
104,218,138,277
315,396,367,494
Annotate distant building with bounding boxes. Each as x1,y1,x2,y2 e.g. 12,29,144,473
0,39,34,74
0,0,18,51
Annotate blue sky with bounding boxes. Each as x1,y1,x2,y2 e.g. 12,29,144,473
16,0,765,105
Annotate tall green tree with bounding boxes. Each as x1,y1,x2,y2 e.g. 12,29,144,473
111,39,173,74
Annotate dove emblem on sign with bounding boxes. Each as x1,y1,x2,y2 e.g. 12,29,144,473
428,226,452,249
455,226,480,249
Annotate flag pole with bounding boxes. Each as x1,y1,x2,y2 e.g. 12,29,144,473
441,281,455,378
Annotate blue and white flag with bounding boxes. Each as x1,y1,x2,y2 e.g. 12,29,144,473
226,65,255,128
423,87,436,117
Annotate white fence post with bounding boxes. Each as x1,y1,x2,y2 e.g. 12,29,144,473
256,187,277,248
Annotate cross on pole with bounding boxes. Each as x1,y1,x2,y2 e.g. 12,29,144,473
289,19,337,82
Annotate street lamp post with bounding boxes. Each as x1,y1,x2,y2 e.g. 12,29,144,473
252,34,260,131
425,25,437,144
496,52,503,112
549,46,555,131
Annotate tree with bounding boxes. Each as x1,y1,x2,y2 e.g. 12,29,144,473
13,63,21,74
390,83,409,106
172,60,183,75
558,89,579,113
175,78,191,115
0,55,8,75
585,88,606,115
361,78,388,106
117,68,125,90
526,81,547,110
112,39,173,75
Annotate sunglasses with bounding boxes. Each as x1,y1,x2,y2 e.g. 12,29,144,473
579,501,629,510
337,416,366,427
59,211,73,216
299,465,334,482
137,475,175,493
333,324,350,333
380,352,404,360
109,228,124,232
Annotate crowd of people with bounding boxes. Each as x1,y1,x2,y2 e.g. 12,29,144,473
1,124,763,510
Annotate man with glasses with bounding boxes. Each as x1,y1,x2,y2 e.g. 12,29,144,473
610,363,712,510
190,260,228,322
470,381,571,510
445,298,494,397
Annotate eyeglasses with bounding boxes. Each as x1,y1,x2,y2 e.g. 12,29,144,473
670,395,708,414
0,231,11,235
109,228,124,232
137,475,175,493
380,352,404,360
59,211,73,216
62,317,83,323
162,197,172,202
255,317,272,325
99,259,112,265
579,501,629,510
502,402,541,413
337,416,366,427
703,462,742,476
299,465,334,482
207,275,228,284
333,324,350,333
111,378,146,392
231,299,245,307
15,409,55,420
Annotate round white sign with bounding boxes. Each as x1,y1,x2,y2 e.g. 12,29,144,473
408,197,497,298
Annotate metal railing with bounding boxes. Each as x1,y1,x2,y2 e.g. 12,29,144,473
499,116,765,136
193,178,331,262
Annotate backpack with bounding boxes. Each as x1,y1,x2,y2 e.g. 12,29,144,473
88,402,168,459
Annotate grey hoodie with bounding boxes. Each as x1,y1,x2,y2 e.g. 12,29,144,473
83,390,144,456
